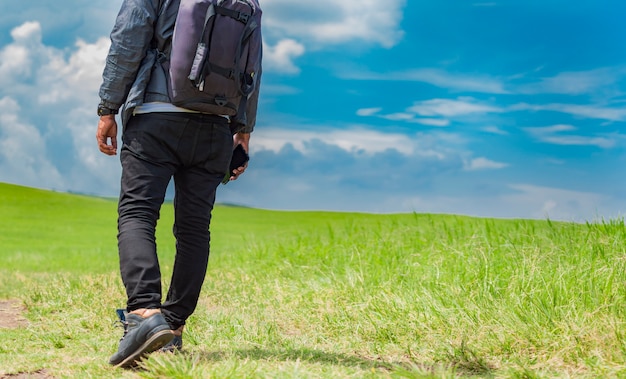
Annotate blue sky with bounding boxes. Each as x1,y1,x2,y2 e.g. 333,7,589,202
0,0,624,221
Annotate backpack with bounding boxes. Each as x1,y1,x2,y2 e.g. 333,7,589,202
167,0,262,127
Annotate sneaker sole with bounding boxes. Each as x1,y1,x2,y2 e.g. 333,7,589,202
115,329,174,368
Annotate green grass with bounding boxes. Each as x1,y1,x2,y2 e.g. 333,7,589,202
1,182,625,378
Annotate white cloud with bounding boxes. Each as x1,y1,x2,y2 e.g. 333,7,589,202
504,184,608,221
357,107,451,126
244,113,619,221
345,65,626,99
389,183,613,222
511,102,626,122
464,157,508,171
412,118,450,127
356,107,382,117
481,125,508,135
0,21,43,85
262,39,305,74
36,37,109,104
524,124,616,149
517,67,626,95
344,68,508,94
252,127,415,155
261,84,301,95
262,0,406,48
357,98,500,126
528,124,576,133
381,112,414,121
0,96,64,189
409,98,503,117
0,43,31,82
0,21,119,195
404,69,509,94
250,126,472,164
10,20,41,44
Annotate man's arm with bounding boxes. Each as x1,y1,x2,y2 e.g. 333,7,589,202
229,23,261,178
96,0,160,155
98,0,161,111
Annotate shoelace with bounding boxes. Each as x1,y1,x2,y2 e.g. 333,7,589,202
113,309,129,341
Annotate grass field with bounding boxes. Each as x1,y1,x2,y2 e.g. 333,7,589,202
1,182,625,378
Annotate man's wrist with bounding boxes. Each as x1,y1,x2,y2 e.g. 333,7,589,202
234,132,250,145
97,102,119,116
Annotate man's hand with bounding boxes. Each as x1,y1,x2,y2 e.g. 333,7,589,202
229,132,250,181
97,115,118,155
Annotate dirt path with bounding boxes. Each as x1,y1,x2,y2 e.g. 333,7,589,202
0,370,52,379
0,299,28,329
0,301,53,378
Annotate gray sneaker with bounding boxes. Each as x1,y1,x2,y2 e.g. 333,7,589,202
109,309,174,368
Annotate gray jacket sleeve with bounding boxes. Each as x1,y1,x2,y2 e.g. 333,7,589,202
98,0,162,110
240,23,263,133
240,67,261,134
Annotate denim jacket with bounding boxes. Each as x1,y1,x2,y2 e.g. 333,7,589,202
98,0,260,132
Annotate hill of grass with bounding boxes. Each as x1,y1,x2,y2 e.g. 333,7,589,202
1,182,625,378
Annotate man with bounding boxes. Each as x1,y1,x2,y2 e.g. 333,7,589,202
96,0,261,368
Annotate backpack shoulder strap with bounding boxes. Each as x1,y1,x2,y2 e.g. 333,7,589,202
214,4,252,24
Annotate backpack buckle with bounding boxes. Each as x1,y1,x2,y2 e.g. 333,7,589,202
215,96,228,107
237,12,250,24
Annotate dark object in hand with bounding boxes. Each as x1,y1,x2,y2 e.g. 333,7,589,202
222,144,249,184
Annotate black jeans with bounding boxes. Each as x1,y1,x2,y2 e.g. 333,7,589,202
117,112,232,330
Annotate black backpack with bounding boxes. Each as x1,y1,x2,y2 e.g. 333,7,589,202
167,0,262,127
